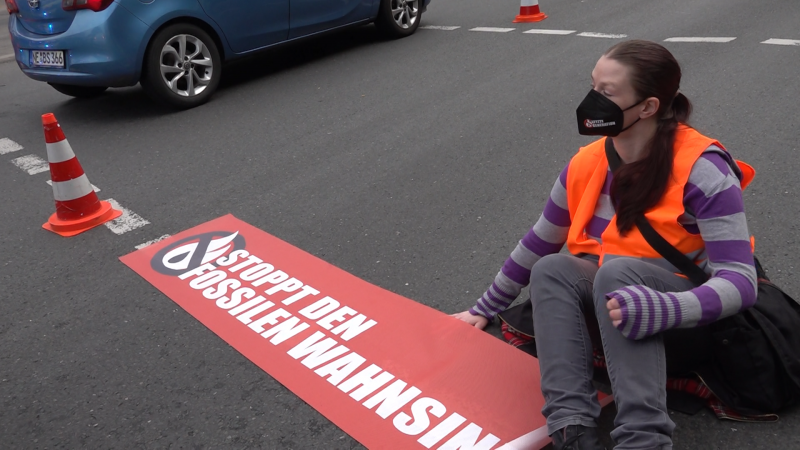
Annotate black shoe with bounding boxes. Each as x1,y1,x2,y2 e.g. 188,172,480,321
550,425,605,450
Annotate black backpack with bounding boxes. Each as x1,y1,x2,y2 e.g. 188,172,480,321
694,259,800,414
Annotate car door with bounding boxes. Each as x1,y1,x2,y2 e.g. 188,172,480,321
289,0,373,39
198,0,290,53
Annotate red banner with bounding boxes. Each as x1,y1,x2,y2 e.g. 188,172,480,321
121,214,564,449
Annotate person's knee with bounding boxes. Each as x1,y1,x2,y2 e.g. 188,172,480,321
530,254,590,316
530,253,577,288
593,258,643,306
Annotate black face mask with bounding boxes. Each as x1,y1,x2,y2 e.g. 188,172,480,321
576,89,643,137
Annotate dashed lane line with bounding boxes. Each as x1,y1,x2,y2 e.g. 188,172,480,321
664,37,736,43
469,27,516,33
105,198,150,235
577,32,628,39
46,179,100,193
11,155,49,175
415,25,797,48
135,234,172,250
420,25,461,31
0,138,24,155
0,54,14,64
523,29,576,35
762,38,800,46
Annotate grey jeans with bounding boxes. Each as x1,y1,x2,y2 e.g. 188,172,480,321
530,253,711,450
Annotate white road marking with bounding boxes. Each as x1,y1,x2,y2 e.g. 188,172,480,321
0,138,24,155
577,32,628,39
46,179,100,192
420,25,461,31
761,38,800,46
469,27,516,33
0,54,15,64
523,29,576,35
664,37,736,43
11,155,49,175
135,234,171,250
104,198,151,235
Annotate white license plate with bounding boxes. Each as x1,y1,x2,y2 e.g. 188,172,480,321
31,50,65,68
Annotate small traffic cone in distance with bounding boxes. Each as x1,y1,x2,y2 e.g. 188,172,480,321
41,113,121,237
513,0,547,23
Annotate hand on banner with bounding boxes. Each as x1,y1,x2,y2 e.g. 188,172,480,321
451,310,489,330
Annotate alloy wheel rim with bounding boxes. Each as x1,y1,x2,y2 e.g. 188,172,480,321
159,34,213,97
391,0,419,29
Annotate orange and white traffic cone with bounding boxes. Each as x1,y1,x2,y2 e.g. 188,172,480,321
513,0,547,23
41,113,122,237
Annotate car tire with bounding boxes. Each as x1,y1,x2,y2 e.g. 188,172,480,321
140,23,221,110
48,83,108,98
375,0,422,39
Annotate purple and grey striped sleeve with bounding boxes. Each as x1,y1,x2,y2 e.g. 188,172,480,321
608,147,757,340
470,164,572,319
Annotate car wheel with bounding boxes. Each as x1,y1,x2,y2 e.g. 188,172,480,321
375,0,422,39
141,24,221,110
48,83,108,98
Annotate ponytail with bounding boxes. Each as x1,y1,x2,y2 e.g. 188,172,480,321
604,40,691,235
610,121,674,235
671,92,691,123
611,94,693,234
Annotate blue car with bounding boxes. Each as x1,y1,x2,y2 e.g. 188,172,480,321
6,0,429,108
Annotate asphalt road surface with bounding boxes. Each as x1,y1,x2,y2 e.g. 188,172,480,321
1,10,12,61
2,0,800,448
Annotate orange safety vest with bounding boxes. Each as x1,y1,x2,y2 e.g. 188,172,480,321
565,124,755,266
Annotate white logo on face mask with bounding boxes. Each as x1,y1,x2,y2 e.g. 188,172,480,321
161,231,239,271
585,119,616,128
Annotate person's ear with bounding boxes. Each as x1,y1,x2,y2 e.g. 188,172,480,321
640,97,660,119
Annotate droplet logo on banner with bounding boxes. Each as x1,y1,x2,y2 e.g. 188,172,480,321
150,231,246,276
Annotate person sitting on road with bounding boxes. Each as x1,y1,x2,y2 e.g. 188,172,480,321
452,40,757,450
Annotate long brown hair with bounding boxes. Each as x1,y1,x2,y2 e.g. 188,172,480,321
604,40,692,234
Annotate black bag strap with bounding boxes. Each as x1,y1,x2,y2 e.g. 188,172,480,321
604,138,710,286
